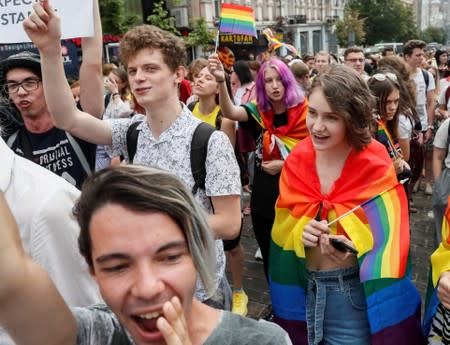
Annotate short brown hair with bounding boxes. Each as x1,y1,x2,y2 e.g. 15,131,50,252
310,65,374,151
403,40,426,57
119,25,187,72
344,47,364,59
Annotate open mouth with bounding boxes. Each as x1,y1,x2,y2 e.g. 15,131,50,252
131,311,163,340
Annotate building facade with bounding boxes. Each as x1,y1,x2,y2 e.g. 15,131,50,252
126,0,348,58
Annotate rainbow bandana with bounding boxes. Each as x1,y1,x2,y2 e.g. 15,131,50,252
219,3,257,37
242,100,309,160
269,137,422,344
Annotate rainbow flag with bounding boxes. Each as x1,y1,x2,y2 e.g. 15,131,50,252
262,28,298,56
358,183,410,281
376,119,400,158
269,137,422,344
219,3,257,37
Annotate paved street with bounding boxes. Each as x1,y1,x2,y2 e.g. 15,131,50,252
230,189,437,320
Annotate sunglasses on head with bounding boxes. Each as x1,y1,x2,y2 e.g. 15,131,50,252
370,72,398,82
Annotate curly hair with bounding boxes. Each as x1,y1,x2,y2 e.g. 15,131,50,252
310,65,374,151
119,25,187,72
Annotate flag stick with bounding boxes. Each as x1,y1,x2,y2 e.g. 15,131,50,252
214,29,220,54
326,179,408,227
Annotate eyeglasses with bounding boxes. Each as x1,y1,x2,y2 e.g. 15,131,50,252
345,58,364,63
3,78,41,94
370,73,398,82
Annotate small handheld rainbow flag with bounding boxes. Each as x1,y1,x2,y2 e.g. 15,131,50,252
218,3,257,37
358,183,410,281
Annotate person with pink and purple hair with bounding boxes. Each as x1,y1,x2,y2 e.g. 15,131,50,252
208,54,309,279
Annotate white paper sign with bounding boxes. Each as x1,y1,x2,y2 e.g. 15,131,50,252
0,0,93,44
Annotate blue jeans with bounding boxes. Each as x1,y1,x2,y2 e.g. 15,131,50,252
306,265,371,345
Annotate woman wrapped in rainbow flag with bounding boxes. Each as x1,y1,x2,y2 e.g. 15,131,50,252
269,65,423,344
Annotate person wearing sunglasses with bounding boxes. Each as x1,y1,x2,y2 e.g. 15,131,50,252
368,73,411,182
343,47,367,77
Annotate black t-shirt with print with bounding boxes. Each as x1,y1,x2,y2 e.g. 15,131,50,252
8,127,96,189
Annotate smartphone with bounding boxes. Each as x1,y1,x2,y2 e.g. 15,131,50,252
329,238,358,255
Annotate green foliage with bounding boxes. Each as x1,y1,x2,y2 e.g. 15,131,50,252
99,0,141,35
185,18,214,49
418,26,448,44
335,7,366,47
146,0,180,36
348,0,417,45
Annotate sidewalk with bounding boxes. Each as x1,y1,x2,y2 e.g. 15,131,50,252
230,189,437,319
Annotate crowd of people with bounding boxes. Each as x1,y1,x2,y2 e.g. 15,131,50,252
1,0,450,344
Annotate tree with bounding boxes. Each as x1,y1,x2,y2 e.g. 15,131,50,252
146,0,180,36
185,18,214,50
335,8,366,47
348,0,417,45
418,26,448,44
99,0,141,35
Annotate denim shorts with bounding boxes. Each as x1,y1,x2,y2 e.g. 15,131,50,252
306,265,371,345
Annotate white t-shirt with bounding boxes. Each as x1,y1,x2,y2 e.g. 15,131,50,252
414,69,436,130
0,139,101,345
398,114,413,140
433,118,450,168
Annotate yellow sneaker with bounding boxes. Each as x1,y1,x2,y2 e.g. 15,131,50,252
232,290,248,316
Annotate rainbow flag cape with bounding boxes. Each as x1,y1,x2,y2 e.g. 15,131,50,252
242,100,308,161
423,196,450,336
269,137,422,344
219,3,257,37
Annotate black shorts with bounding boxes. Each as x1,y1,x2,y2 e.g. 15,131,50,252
223,218,243,251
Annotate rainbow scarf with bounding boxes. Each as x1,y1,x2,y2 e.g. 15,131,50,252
269,137,422,344
242,100,308,160
219,4,257,37
423,196,450,336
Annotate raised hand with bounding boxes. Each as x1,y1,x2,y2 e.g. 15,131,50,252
22,0,61,55
207,54,226,82
157,296,192,345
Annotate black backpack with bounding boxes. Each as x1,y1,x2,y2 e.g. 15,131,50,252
126,120,215,195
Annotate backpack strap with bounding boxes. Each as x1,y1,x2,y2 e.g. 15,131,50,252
65,133,92,176
190,122,215,195
126,121,142,164
7,128,34,160
422,69,429,89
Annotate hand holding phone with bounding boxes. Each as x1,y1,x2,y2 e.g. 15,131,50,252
329,238,358,255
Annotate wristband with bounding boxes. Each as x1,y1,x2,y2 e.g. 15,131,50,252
112,92,120,97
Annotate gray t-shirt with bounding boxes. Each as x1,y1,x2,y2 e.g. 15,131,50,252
73,305,292,345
